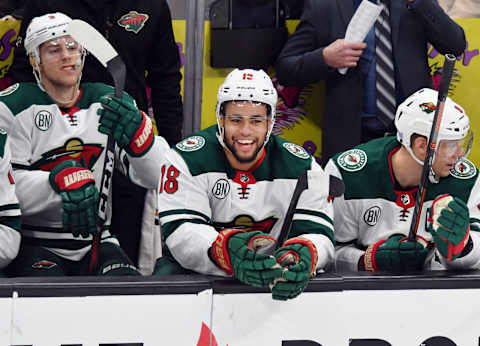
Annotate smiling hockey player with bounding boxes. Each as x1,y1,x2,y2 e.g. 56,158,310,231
325,88,480,272
1,13,167,276
155,68,335,300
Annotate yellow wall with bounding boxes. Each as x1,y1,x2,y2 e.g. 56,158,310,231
201,19,480,164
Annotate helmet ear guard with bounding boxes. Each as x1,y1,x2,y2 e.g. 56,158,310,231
215,68,278,149
395,88,472,166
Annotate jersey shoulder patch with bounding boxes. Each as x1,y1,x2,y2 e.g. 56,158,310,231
337,149,368,172
176,135,206,152
449,158,477,179
282,142,309,159
0,83,19,97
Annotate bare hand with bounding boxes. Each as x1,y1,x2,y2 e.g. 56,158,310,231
323,39,366,69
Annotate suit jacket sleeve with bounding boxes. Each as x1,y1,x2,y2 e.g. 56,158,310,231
274,0,335,86
409,0,466,56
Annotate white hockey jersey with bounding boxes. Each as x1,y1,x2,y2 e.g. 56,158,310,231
0,125,21,268
157,125,335,276
0,82,166,261
325,136,480,272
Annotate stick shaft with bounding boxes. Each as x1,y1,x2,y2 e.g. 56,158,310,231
408,54,456,241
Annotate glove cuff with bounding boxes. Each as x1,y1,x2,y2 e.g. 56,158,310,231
49,165,94,193
364,239,386,272
211,229,246,274
283,237,318,277
129,111,154,157
446,225,470,261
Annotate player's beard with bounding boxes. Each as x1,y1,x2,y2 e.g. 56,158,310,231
224,134,266,164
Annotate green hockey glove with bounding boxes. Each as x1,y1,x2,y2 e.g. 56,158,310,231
427,194,470,261
49,160,99,238
211,229,283,287
97,95,154,157
271,237,318,301
362,235,430,272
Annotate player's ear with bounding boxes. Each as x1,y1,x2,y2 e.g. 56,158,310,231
412,135,427,159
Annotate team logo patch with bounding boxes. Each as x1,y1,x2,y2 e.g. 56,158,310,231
282,142,309,159
31,138,103,171
363,206,381,226
212,178,230,199
450,158,476,179
420,102,436,114
32,260,57,269
35,110,53,131
117,11,149,34
176,136,205,152
337,149,367,172
0,83,19,97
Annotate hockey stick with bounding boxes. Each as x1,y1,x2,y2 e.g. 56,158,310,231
68,20,127,273
407,54,456,242
257,170,345,255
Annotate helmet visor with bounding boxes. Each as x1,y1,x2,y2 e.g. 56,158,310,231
39,36,83,65
438,129,474,159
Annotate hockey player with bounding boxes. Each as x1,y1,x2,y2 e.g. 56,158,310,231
155,68,335,300
0,126,21,275
325,88,480,272
2,13,166,276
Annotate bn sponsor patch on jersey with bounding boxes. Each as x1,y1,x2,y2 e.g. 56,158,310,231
176,136,206,152
450,158,476,179
337,149,367,172
282,142,309,159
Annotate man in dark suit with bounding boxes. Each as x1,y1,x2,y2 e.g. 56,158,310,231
275,0,466,166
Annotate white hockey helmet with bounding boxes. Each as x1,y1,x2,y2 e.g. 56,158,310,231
25,12,75,64
395,88,472,165
215,68,277,149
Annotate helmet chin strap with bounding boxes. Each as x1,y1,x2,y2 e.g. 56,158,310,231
405,144,440,184
33,53,85,106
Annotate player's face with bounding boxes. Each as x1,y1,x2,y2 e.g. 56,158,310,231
432,138,469,177
221,101,270,170
37,36,83,89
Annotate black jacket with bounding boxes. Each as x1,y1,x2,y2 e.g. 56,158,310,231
275,0,466,165
9,0,183,145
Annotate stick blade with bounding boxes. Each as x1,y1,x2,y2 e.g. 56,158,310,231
306,170,345,197
68,19,116,67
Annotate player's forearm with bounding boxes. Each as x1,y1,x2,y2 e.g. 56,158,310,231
300,233,335,270
165,222,228,276
13,169,62,216
0,225,20,268
124,135,169,189
335,244,365,272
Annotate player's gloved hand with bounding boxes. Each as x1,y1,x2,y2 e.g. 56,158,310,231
210,229,283,287
49,160,99,238
427,194,470,261
271,237,318,301
97,95,154,157
362,234,430,272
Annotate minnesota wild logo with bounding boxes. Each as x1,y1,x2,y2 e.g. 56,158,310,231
419,102,436,114
31,138,103,171
337,149,367,172
213,215,278,234
117,11,149,34
450,158,476,180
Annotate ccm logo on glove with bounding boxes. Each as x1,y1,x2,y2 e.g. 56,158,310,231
131,112,153,155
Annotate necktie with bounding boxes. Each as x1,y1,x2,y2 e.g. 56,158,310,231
375,0,396,127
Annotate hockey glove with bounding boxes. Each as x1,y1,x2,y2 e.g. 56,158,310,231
211,229,283,287
271,237,318,301
362,234,430,272
49,160,99,238
427,194,470,261
97,95,154,157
